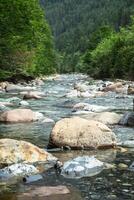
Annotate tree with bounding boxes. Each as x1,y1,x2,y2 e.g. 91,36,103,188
0,0,56,80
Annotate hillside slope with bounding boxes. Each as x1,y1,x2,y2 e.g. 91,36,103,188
41,0,134,54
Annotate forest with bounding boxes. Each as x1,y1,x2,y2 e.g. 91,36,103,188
42,0,134,79
0,0,134,80
0,0,56,81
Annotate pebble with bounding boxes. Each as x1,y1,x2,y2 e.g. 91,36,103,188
122,183,132,187
118,163,128,170
122,189,129,193
107,194,117,199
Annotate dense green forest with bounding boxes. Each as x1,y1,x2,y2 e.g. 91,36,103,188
0,0,56,81
42,0,134,79
0,0,134,81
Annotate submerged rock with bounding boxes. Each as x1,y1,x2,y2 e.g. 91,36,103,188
0,101,13,107
42,117,55,123
48,117,117,149
61,156,104,178
73,103,109,113
7,97,21,103
118,140,134,148
19,100,29,106
0,138,57,165
23,91,44,100
0,163,38,181
17,185,70,198
0,104,9,113
0,109,44,123
82,112,122,125
6,84,35,93
129,162,134,171
23,174,43,183
119,112,134,127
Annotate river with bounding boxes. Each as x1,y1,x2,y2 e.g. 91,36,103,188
0,74,134,200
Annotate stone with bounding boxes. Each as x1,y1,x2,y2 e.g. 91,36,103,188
74,83,89,92
0,138,57,165
48,117,117,149
79,91,95,98
82,112,122,125
42,117,55,123
34,79,44,86
0,104,9,113
61,156,104,178
0,109,44,123
73,103,109,113
115,87,128,94
65,90,79,98
23,91,43,100
0,164,38,181
127,85,134,95
17,186,70,198
23,174,43,183
0,82,8,90
33,111,45,121
119,112,134,127
103,82,123,92
6,84,35,93
93,91,106,97
118,163,128,169
19,101,29,106
116,147,128,153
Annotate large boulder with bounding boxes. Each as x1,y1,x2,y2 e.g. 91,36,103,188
82,112,122,125
119,112,134,127
0,109,44,123
0,138,57,165
103,82,123,92
48,117,117,149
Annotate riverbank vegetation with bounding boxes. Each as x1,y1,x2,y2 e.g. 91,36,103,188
0,0,56,81
83,19,134,80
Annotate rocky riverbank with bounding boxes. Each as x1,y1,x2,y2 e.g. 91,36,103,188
0,74,134,200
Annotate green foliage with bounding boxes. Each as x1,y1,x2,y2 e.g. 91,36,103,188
83,17,134,80
0,0,56,80
41,0,134,73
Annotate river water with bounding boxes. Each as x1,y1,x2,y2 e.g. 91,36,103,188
0,74,134,200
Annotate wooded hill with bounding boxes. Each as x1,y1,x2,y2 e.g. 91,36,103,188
41,0,134,79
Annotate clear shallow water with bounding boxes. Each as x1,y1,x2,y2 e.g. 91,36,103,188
0,74,134,200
